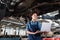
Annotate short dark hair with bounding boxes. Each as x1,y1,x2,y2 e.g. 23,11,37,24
29,11,38,20
31,11,38,16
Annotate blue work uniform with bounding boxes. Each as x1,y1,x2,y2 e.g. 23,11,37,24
26,21,41,40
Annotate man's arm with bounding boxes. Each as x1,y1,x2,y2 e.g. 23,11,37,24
26,30,40,34
26,30,35,34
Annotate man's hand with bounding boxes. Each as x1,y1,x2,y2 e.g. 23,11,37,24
35,31,48,34
41,31,48,35
35,30,40,34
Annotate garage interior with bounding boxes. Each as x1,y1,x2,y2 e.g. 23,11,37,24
0,0,60,40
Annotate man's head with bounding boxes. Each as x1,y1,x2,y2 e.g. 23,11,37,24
31,12,38,20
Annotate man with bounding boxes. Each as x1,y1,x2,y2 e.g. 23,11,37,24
26,11,42,40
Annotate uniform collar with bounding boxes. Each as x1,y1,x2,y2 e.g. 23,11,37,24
31,20,37,23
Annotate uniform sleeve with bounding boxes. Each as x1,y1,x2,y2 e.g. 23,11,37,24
38,22,41,30
26,22,30,31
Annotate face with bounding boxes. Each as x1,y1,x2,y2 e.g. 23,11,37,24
32,13,38,20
